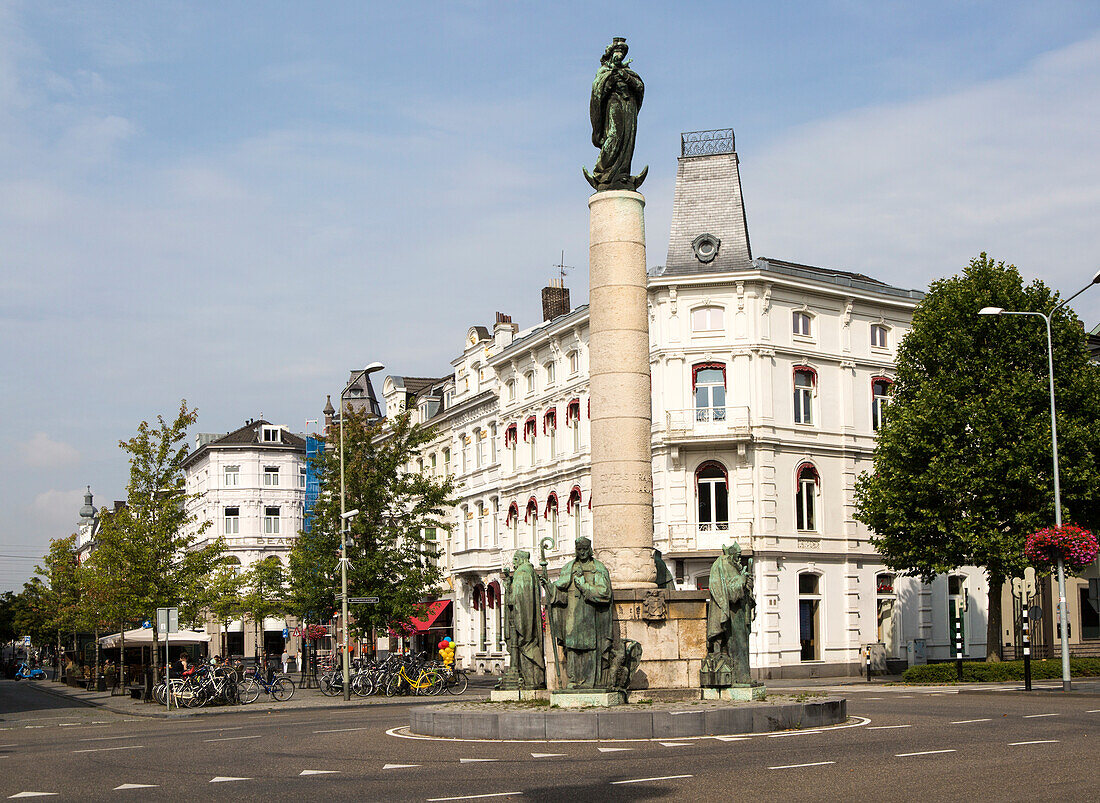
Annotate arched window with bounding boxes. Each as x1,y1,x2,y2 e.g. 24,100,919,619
876,573,897,655
871,323,890,349
567,485,584,542
488,580,503,651
693,363,727,422
524,416,537,465
793,310,813,337
566,399,582,451
525,497,539,549
691,305,724,333
472,583,486,651
525,370,535,395
506,501,519,547
798,572,823,661
796,463,819,532
696,462,729,531
793,366,817,425
545,492,559,549
506,379,516,402
872,377,893,431
544,408,557,458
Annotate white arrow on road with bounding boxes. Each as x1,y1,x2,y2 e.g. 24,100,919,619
383,763,420,770
8,794,59,799
114,785,158,791
299,770,340,776
459,758,499,763
531,752,566,758
209,777,252,783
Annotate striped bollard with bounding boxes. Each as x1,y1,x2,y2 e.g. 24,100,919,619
955,616,963,682
1022,606,1032,691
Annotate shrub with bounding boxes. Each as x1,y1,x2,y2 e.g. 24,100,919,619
902,657,1100,683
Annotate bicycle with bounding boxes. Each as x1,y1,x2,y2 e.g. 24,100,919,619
384,661,444,697
238,664,295,704
439,664,469,695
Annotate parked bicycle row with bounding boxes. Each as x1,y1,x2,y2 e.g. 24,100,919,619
316,652,469,698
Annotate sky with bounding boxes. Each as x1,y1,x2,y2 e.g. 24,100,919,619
3,1,1100,592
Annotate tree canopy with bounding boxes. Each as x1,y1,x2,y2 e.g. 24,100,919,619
855,254,1100,656
287,408,455,637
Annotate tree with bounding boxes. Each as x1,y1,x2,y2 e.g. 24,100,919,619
855,254,1100,659
240,556,285,661
90,401,225,676
204,560,245,659
29,535,87,663
287,408,455,640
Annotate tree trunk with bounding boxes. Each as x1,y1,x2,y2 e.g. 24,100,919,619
986,569,1004,661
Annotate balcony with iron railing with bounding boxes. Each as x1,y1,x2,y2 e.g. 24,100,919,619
663,406,751,445
655,520,755,556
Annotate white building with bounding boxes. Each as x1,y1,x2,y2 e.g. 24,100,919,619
182,418,307,657
383,129,995,679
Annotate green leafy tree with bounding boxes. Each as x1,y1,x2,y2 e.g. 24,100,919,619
204,559,245,658
855,254,1100,659
90,401,225,675
29,535,87,659
287,408,455,639
240,555,286,660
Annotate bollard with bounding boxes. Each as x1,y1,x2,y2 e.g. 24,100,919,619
866,646,872,682
955,616,964,682
1022,607,1032,691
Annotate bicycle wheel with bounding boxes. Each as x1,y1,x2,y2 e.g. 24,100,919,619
182,684,204,708
351,672,371,697
420,671,446,696
271,677,295,702
447,670,469,695
383,673,404,697
152,682,166,705
238,678,260,704
319,674,342,697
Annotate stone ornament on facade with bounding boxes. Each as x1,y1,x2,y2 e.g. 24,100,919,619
692,233,721,264
641,589,667,621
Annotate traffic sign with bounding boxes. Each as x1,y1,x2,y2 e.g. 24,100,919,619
349,597,379,604
1029,605,1043,623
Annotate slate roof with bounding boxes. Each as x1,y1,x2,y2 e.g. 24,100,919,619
185,419,305,465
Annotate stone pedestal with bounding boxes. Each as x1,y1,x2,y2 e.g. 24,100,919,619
703,683,767,702
490,689,543,702
550,689,625,708
588,189,655,589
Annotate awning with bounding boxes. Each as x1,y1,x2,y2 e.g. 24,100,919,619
408,600,451,632
98,628,212,648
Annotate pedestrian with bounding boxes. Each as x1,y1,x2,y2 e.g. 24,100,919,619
281,649,289,675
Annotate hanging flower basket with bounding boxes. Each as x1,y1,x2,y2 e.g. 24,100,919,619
1024,524,1099,573
304,624,330,640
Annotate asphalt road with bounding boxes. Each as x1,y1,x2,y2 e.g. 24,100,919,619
2,679,1097,801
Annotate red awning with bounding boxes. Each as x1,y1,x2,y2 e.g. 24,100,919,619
407,599,451,632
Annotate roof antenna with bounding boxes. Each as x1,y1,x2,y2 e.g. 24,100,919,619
553,250,572,286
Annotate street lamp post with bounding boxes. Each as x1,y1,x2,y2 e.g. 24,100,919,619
336,363,384,701
979,268,1100,691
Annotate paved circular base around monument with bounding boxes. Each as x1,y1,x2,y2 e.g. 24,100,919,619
408,696,847,741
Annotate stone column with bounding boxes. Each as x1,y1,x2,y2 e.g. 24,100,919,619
588,190,656,589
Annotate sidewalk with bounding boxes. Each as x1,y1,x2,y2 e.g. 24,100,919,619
764,674,1100,696
20,677,490,719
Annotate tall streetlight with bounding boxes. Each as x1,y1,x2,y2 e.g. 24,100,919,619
337,362,384,700
979,268,1100,691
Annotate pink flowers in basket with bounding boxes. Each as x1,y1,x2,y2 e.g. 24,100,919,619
1024,524,1099,572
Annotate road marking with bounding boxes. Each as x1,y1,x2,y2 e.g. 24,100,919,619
1087,709,1100,713
768,731,822,737
0,744,16,748
57,723,79,727
1009,740,1060,746
78,735,140,742
23,727,43,730
114,785,158,790
611,774,692,785
896,750,956,757
204,735,262,742
299,770,340,775
8,794,59,798
383,763,420,770
530,753,566,758
659,742,692,747
864,697,883,700
185,726,244,734
868,725,912,730
71,746,144,754
896,695,913,698
460,758,499,763
713,736,750,741
1023,713,1058,718
313,727,371,734
768,761,836,770
597,747,633,752
426,794,522,801
951,719,992,724
210,777,252,783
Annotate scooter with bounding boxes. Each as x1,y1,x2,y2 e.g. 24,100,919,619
15,662,47,680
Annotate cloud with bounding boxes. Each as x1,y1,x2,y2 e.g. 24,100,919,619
20,433,80,468
746,32,1100,324
29,488,86,533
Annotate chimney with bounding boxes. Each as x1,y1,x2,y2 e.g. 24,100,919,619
541,278,571,322
494,312,518,350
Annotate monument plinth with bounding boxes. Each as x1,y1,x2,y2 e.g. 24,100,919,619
588,189,656,590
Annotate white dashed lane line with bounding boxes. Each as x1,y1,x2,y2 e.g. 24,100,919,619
209,777,252,784
383,763,420,770
867,725,912,730
1023,713,1059,719
1009,740,1059,746
611,775,693,785
896,750,956,757
72,745,144,754
459,758,498,763
299,770,340,776
950,719,992,724
769,761,835,770
313,727,371,734
114,784,157,790
530,753,565,758
203,735,262,742
426,793,522,801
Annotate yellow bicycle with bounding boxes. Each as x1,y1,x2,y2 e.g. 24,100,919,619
383,663,445,696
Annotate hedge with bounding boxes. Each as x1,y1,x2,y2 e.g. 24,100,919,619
902,658,1100,683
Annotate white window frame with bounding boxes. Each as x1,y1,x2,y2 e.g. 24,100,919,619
525,371,535,395
872,378,893,431
691,305,725,333
871,323,889,349
793,310,813,338
794,369,816,426
298,465,307,488
545,361,556,387
224,507,240,535
264,466,280,487
262,425,281,443
798,572,823,662
224,465,240,487
264,506,281,534
796,464,819,532
568,351,580,376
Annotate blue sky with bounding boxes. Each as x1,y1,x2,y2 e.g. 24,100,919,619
4,1,1100,591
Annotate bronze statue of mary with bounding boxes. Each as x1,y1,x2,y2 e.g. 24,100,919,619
584,38,648,192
